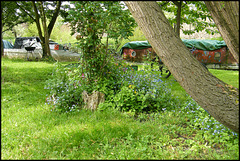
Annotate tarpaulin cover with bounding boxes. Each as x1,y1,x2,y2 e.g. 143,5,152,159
120,39,227,55
2,40,13,49
120,41,151,55
13,37,41,49
181,39,227,51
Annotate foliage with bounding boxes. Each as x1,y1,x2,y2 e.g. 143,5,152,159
45,58,180,115
176,96,238,146
3,17,76,46
118,26,147,51
210,37,224,41
102,69,180,114
50,17,76,44
1,1,32,56
1,1,32,33
1,57,239,160
45,62,83,112
11,1,64,58
64,1,136,85
45,56,130,112
158,1,218,35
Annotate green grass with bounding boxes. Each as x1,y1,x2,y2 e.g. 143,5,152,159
1,57,239,159
136,63,239,101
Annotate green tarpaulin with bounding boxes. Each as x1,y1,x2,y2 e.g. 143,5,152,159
120,39,227,55
120,41,151,55
181,39,227,51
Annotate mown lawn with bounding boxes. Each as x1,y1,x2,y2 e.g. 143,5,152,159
1,57,239,159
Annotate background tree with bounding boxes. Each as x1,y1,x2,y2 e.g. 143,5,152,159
5,17,76,45
124,1,238,133
157,1,218,37
14,1,65,58
1,1,32,56
65,1,136,85
204,1,239,63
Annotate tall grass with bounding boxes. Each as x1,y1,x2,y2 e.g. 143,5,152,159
1,57,239,159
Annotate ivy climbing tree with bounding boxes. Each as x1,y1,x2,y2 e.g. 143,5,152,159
65,1,136,85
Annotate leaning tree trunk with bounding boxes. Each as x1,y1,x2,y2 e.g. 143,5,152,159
125,1,239,133
204,1,239,63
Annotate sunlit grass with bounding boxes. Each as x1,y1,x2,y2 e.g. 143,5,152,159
1,57,239,159
208,69,239,88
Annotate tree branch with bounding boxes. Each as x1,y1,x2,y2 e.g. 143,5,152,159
48,1,61,36
15,2,35,21
32,1,44,41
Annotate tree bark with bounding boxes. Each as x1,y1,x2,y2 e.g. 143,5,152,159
125,1,239,133
204,1,239,63
172,1,182,37
32,1,47,57
31,1,61,58
47,1,61,37
39,1,50,57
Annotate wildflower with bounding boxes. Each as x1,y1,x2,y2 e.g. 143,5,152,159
81,73,85,78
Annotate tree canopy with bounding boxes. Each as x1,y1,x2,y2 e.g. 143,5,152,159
157,1,218,37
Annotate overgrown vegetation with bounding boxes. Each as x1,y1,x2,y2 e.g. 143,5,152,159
1,57,238,159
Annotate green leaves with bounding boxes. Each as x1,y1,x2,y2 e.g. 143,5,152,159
64,1,136,84
157,1,219,35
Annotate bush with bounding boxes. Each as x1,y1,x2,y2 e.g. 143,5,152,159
45,55,181,115
99,68,181,114
45,62,85,112
45,56,131,112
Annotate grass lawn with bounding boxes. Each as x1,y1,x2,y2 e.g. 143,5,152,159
1,57,239,159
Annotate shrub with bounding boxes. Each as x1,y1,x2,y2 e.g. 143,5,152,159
45,62,85,112
45,56,131,112
122,71,178,113
99,68,181,115
45,57,179,115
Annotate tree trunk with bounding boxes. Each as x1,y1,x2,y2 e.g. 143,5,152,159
31,1,61,59
204,1,239,63
1,19,3,56
32,2,47,58
47,1,61,37
39,1,51,57
125,1,239,133
172,1,182,37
